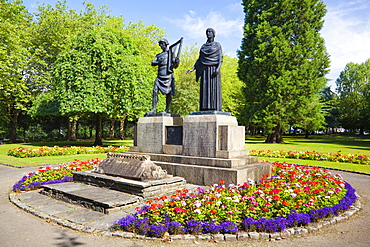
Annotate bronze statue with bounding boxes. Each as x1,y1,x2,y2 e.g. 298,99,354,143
187,28,222,111
146,38,183,116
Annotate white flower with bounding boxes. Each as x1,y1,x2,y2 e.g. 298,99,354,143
194,209,201,214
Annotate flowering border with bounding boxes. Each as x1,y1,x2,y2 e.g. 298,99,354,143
7,146,129,158
250,150,369,165
12,159,100,192
110,182,356,237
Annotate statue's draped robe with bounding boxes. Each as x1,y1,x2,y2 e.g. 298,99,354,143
152,50,175,95
195,41,222,111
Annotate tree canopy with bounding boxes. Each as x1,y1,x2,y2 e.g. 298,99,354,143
238,0,330,143
336,59,370,134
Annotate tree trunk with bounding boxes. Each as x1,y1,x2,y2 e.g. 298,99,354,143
305,130,309,139
93,113,103,146
9,108,21,143
109,119,115,139
119,115,126,140
265,126,285,143
68,117,77,141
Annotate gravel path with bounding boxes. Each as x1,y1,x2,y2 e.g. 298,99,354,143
1,164,369,247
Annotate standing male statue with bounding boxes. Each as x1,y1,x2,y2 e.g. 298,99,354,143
146,38,183,116
187,28,222,112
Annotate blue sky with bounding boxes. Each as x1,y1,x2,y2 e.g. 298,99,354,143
24,0,370,89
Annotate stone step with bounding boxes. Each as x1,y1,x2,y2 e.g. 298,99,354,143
153,161,271,186
126,152,259,168
73,170,186,199
41,182,141,214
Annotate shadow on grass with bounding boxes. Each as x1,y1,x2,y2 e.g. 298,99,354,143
19,140,133,148
245,134,370,150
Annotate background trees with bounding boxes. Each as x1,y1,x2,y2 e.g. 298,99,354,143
0,0,34,142
336,59,370,134
52,17,159,145
0,0,369,143
238,0,330,143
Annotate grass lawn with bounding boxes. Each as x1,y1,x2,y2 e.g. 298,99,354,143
0,135,369,173
0,140,133,167
245,134,370,173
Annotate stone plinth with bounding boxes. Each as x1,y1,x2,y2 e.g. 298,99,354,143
155,160,271,186
73,171,186,199
132,116,183,153
123,152,271,186
183,114,248,158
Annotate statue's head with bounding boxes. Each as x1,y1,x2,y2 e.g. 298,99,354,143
206,28,216,37
158,38,169,46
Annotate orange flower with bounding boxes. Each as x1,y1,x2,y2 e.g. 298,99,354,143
282,200,290,206
210,209,217,214
218,180,225,185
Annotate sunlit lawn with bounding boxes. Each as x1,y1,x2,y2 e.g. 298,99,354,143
1,135,369,173
245,134,370,173
0,140,133,167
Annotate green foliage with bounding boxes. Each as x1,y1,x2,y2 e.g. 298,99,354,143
171,45,200,116
320,86,340,130
238,0,330,142
0,0,34,142
336,59,370,133
221,56,245,122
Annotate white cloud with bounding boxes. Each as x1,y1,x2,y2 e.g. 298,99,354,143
321,0,370,87
167,10,243,40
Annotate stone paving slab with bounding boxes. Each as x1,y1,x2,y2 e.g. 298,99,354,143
86,210,129,231
42,182,140,210
36,202,73,215
55,207,105,224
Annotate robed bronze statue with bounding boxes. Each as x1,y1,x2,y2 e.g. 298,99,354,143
187,28,222,111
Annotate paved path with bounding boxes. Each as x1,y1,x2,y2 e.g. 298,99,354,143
1,164,370,247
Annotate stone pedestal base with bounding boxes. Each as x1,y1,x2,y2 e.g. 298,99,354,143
130,113,271,186
124,152,271,186
133,116,182,153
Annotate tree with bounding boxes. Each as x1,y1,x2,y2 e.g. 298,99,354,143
336,59,370,134
0,0,33,142
238,0,330,143
221,56,246,124
52,17,158,145
170,45,201,116
320,86,340,133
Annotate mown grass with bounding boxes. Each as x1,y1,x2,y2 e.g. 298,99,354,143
245,135,370,173
1,135,369,173
0,140,133,167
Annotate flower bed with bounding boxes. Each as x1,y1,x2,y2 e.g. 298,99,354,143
12,159,100,192
111,162,357,237
250,150,369,165
8,146,129,158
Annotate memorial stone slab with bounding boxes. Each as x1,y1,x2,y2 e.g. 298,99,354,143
94,153,168,182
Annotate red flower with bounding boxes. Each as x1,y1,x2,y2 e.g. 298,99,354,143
272,195,281,201
210,209,217,214
218,180,225,185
